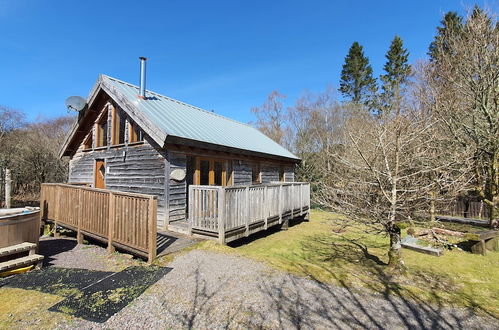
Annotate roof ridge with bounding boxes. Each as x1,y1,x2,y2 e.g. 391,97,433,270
101,74,255,129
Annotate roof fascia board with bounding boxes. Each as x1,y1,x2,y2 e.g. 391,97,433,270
59,76,169,158
58,76,105,158
165,135,301,163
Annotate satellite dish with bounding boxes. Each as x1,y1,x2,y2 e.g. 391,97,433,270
65,96,87,112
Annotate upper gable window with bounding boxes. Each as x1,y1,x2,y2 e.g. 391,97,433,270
83,133,93,150
95,110,108,147
112,106,126,145
129,120,143,143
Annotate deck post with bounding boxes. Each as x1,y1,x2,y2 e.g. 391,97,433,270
278,184,283,224
307,183,311,219
282,183,289,230
264,185,268,230
245,186,250,237
217,187,226,244
4,168,11,208
107,192,116,254
54,185,61,237
300,183,303,216
76,188,83,244
147,196,157,263
188,185,193,236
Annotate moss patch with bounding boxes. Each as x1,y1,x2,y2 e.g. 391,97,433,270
49,265,171,323
0,287,68,329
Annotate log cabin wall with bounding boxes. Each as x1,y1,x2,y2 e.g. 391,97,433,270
166,152,187,224
284,166,295,182
232,160,252,185
68,104,167,228
261,163,280,183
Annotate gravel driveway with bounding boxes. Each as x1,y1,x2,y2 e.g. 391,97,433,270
55,249,497,329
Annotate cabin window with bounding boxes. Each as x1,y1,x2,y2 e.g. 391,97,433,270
226,161,233,186
95,111,108,147
251,162,261,184
83,133,93,150
194,157,230,186
200,160,210,185
129,120,143,143
279,165,285,182
112,107,126,145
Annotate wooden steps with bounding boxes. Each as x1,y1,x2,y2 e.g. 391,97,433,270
168,221,190,235
0,254,44,272
0,242,37,257
0,242,43,273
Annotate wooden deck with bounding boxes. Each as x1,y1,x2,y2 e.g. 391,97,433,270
41,183,158,263
188,182,310,244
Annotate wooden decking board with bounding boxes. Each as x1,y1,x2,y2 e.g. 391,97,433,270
0,242,37,257
0,254,43,272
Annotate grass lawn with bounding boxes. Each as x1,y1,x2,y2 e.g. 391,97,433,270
0,287,69,329
199,209,499,318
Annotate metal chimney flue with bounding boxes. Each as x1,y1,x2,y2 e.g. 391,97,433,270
138,57,147,99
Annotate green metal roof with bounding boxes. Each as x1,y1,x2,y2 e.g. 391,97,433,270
100,75,299,161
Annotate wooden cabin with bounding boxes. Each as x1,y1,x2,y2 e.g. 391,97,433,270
60,74,309,240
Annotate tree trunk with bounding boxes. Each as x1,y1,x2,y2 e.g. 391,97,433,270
429,190,436,222
487,154,498,229
489,195,498,229
387,223,402,268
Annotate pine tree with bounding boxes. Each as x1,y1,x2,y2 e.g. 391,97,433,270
380,36,411,111
339,42,377,107
428,11,463,61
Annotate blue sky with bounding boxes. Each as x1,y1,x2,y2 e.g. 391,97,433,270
0,0,497,123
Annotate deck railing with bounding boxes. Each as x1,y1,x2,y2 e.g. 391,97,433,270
189,182,310,243
40,183,157,262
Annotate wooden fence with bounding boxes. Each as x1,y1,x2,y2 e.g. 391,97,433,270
0,210,40,249
40,183,157,262
189,182,310,244
450,200,490,220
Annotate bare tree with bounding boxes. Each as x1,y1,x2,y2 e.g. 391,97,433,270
288,87,351,206
0,108,73,202
0,105,24,143
427,7,499,227
251,91,289,146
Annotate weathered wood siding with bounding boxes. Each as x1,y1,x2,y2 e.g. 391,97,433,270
167,152,187,223
232,161,295,185
284,166,295,182
233,160,252,185
68,103,167,228
261,164,280,183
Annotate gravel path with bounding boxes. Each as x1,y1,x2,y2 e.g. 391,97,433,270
55,249,497,329
38,236,148,273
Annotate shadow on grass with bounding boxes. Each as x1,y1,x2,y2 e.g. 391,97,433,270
165,233,498,328
227,216,308,248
